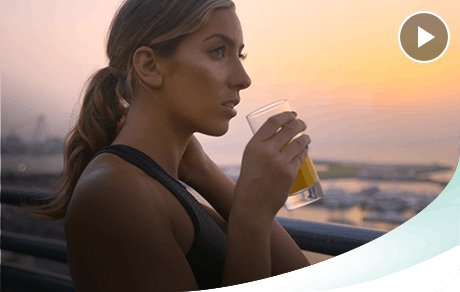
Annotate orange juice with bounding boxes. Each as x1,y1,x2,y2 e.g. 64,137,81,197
290,155,319,195
281,143,319,195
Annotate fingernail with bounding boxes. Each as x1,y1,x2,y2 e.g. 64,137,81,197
292,111,297,117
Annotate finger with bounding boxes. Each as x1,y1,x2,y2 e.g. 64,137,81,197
303,134,311,147
294,148,309,168
280,134,310,162
253,111,297,142
271,119,307,151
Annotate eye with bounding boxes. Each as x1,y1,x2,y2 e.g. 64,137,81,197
210,45,248,61
211,45,227,58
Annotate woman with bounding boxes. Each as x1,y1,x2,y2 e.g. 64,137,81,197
24,0,312,290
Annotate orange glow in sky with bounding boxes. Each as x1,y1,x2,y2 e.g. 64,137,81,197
2,0,459,166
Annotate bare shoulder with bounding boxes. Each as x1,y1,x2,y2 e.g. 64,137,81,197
65,154,156,224
64,153,199,291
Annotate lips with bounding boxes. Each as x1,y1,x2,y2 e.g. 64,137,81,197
222,103,235,109
222,99,240,109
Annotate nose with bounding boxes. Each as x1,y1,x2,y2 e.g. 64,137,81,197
230,60,251,91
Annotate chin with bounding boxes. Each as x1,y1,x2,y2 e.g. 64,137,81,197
201,123,230,137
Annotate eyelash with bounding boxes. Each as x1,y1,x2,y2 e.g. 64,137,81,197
211,45,248,60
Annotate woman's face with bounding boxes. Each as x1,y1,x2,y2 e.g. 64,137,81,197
158,8,251,137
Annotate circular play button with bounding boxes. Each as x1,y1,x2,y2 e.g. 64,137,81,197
399,11,450,63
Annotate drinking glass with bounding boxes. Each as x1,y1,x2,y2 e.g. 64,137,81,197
246,99,324,210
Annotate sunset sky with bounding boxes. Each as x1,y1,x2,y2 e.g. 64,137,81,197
2,0,459,166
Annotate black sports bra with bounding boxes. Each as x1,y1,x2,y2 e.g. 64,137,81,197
91,144,227,290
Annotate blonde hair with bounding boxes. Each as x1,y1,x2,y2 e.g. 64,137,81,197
23,0,235,221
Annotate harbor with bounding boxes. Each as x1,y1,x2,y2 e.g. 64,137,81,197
1,127,454,233
2,151,452,233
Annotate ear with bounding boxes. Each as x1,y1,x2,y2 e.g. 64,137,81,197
132,46,163,88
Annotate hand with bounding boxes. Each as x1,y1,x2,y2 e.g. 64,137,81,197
234,111,311,220
178,134,211,186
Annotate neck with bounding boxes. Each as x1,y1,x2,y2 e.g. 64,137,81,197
111,104,192,181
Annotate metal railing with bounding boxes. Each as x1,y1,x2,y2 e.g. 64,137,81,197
1,187,386,291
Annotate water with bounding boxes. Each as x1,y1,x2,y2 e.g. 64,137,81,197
321,178,446,196
3,153,455,232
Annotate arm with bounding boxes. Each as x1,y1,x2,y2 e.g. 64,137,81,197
66,168,281,290
186,158,311,276
222,203,273,286
65,170,200,292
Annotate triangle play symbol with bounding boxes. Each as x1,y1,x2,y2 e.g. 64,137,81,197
418,26,435,48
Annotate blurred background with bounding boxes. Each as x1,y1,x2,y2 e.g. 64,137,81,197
1,0,459,276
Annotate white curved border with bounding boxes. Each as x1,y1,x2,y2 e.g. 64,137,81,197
398,11,450,63
213,247,460,292
212,157,460,291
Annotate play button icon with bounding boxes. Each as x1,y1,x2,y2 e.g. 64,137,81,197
399,11,450,63
418,27,434,48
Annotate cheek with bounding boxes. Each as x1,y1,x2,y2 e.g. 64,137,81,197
183,71,225,110
191,65,223,87
166,58,228,116
180,58,225,88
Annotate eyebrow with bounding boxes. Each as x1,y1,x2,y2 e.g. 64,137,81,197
203,34,245,50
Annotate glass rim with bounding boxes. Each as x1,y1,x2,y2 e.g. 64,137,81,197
246,99,288,119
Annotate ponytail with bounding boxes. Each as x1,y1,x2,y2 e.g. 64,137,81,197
22,67,129,221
